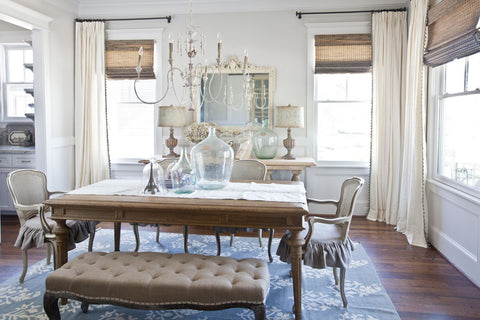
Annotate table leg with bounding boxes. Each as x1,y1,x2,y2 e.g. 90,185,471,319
266,169,273,180
291,170,302,181
288,230,304,320
53,219,68,269
114,222,121,251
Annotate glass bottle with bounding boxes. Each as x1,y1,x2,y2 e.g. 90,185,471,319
171,146,196,194
252,119,278,159
190,127,234,190
142,158,167,194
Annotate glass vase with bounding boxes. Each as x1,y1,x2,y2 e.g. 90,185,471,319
252,119,278,159
142,158,167,194
191,127,234,190
171,146,196,194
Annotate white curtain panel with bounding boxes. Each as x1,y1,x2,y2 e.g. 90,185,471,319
74,22,110,188
368,11,407,225
397,0,428,248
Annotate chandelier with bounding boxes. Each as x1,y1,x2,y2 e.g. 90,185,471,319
133,0,258,113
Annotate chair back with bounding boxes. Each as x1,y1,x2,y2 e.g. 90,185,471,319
6,169,49,225
336,177,364,219
230,159,267,181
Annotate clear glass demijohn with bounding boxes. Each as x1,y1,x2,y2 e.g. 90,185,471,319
171,146,196,194
190,127,234,190
252,119,278,159
142,158,167,194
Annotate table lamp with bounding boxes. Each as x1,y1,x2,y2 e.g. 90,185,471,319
158,105,186,158
275,105,304,160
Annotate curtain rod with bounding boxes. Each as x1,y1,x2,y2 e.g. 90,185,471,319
296,7,406,19
76,16,172,23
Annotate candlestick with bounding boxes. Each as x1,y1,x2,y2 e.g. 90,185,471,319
243,49,248,70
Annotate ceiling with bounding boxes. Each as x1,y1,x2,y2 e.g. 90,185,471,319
46,0,410,18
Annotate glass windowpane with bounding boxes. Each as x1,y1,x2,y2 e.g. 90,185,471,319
445,58,465,94
107,80,155,160
467,52,480,91
438,94,480,190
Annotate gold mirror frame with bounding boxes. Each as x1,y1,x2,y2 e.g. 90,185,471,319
194,55,276,131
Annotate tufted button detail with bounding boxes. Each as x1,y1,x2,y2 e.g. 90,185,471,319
46,251,270,308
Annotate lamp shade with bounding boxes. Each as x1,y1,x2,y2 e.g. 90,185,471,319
157,106,186,127
275,105,304,128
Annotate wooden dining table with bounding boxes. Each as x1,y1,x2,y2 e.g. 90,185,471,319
45,180,308,319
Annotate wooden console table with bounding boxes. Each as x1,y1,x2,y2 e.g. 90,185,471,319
257,157,316,181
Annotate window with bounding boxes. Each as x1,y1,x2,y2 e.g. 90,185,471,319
104,33,161,163
1,44,33,119
436,52,480,191
315,73,372,162
106,79,156,161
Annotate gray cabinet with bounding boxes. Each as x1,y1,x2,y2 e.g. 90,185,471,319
0,152,36,212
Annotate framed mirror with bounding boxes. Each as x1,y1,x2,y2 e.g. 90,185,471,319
195,56,276,129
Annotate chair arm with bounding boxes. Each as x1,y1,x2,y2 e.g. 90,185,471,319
14,204,40,222
38,204,54,234
48,191,66,198
308,216,351,225
307,199,338,206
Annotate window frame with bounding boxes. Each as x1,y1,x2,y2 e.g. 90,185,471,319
306,21,372,167
1,43,34,122
105,28,164,165
429,54,480,198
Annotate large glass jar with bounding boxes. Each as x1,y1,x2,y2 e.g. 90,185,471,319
190,127,234,190
171,146,196,194
252,119,278,159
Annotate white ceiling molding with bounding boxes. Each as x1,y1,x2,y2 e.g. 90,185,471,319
76,0,409,18
43,0,79,15
0,0,52,30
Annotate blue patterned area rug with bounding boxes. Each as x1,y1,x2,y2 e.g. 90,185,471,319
0,228,400,320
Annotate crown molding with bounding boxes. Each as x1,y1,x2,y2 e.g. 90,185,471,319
43,0,79,15
0,0,52,30
75,0,409,18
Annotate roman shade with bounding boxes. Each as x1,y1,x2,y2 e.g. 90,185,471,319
315,34,372,73
424,0,480,67
105,40,155,79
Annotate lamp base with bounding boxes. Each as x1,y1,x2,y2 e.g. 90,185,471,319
282,128,296,160
282,153,296,160
164,127,179,158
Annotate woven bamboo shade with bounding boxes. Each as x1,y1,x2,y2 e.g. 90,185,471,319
105,40,155,79
424,0,480,67
315,34,372,73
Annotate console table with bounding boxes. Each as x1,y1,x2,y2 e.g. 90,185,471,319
257,157,316,181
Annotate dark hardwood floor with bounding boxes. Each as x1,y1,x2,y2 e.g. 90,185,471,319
1,214,479,319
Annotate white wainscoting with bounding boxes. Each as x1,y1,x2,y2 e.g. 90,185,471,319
427,180,480,287
305,165,370,216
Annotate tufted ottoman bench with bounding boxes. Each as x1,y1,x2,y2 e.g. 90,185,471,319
43,251,270,320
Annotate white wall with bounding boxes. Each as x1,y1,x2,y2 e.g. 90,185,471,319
426,69,480,287
3,0,76,190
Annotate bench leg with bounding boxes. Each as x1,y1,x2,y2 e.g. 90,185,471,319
43,293,61,320
81,301,89,313
252,304,266,320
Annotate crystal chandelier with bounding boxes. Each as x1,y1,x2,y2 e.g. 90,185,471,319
133,0,253,113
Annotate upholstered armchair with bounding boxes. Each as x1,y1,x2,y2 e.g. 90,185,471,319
277,177,364,307
6,169,97,283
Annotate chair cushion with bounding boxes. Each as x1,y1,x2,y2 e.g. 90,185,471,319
46,252,270,306
14,211,96,250
276,224,354,269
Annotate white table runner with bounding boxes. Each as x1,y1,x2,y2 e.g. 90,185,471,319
68,179,306,203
